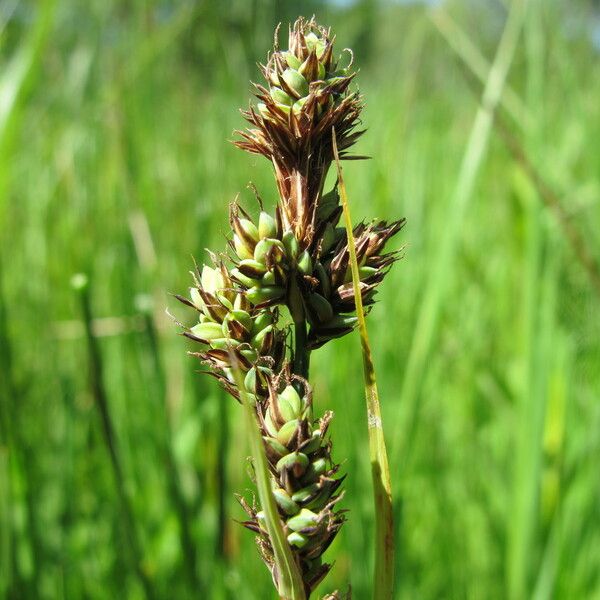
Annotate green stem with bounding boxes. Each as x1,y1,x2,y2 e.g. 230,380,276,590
72,275,156,600
228,356,306,600
333,130,395,599
0,261,41,597
141,308,202,592
216,388,229,560
289,275,310,381
293,320,310,381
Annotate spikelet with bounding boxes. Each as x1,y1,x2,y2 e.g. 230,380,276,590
239,368,345,596
235,16,364,248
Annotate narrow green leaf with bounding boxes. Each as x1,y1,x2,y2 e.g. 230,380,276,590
429,6,531,129
332,130,395,599
391,0,527,467
0,0,55,224
228,354,306,600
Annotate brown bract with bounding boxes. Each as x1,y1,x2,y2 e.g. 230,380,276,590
234,17,364,248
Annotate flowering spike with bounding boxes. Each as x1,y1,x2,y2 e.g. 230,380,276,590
176,16,404,598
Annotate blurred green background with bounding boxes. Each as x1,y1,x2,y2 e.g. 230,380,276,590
1,0,600,598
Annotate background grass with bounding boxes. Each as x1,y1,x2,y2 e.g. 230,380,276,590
1,0,600,598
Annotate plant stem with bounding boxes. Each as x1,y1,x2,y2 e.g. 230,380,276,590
289,275,310,380
332,130,395,599
0,261,41,598
391,0,527,468
140,307,202,592
216,388,229,560
73,276,156,600
228,355,306,600
293,320,309,381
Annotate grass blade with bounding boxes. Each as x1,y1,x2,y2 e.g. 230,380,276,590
494,115,600,299
136,298,202,592
228,355,306,600
508,5,547,597
332,130,395,599
430,5,600,299
71,274,156,600
0,0,55,222
429,6,531,130
392,0,528,467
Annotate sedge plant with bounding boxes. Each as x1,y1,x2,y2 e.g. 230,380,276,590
176,17,403,598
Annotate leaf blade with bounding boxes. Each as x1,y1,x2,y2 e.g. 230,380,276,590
228,355,306,600
332,129,395,600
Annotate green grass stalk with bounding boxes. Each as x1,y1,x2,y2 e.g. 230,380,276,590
138,301,202,592
0,0,55,223
429,6,531,130
508,6,547,597
333,130,395,599
494,116,600,299
392,0,528,467
0,261,19,596
72,275,156,600
215,387,229,560
0,260,43,597
432,5,600,299
228,354,306,600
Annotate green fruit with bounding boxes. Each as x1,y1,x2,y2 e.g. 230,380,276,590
238,259,267,278
230,268,256,288
244,368,257,392
286,508,318,532
261,271,276,286
264,409,279,438
271,87,294,106
252,324,273,353
258,211,277,239
292,97,307,115
276,452,309,473
189,287,204,311
282,230,299,260
278,386,303,415
284,52,302,70
190,322,224,341
319,223,337,255
209,338,240,350
227,309,253,332
304,32,319,50
239,347,257,363
234,234,254,260
263,436,288,457
273,488,300,516
287,532,308,548
200,265,225,295
281,68,309,98
309,293,334,323
301,430,322,454
277,397,298,422
252,311,273,334
276,419,299,446
297,250,312,274
238,218,259,243
254,238,286,263
291,483,319,504
246,286,285,305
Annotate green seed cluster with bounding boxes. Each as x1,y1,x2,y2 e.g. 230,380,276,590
246,383,344,590
306,199,404,348
258,30,348,121
229,209,312,306
185,264,282,376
